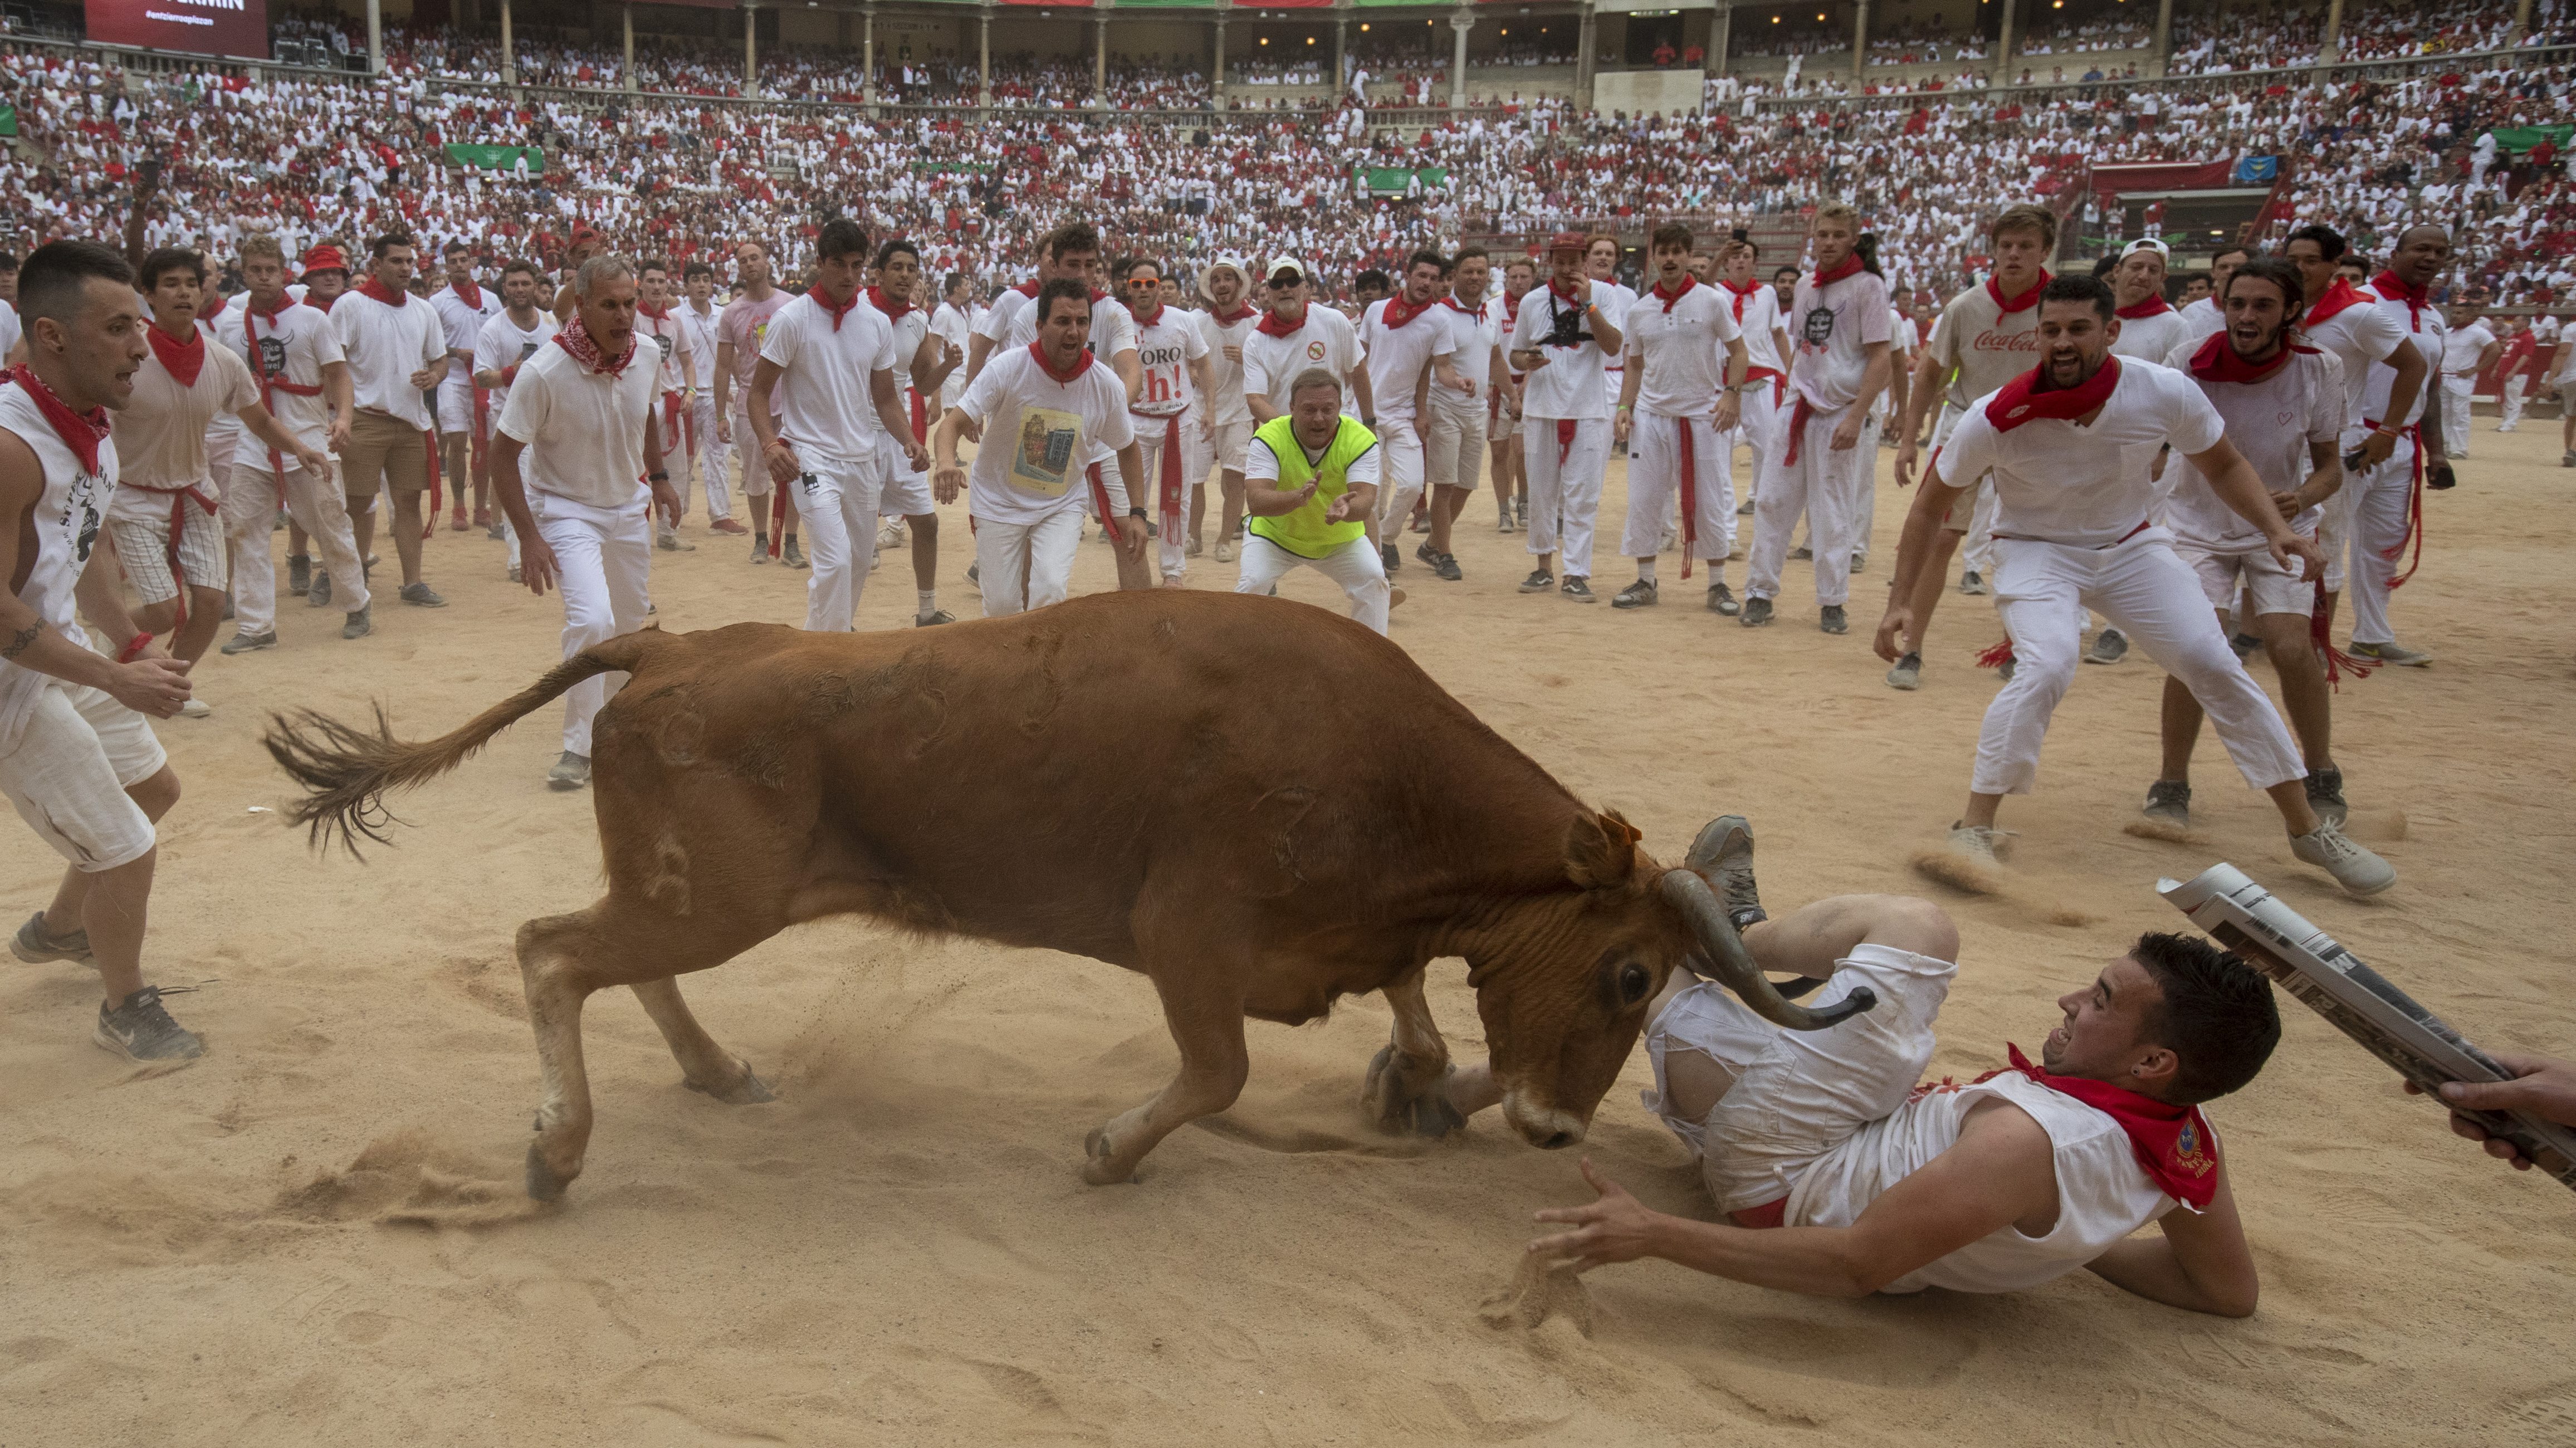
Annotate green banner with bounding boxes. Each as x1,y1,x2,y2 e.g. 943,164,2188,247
444,143,545,172
1359,166,1448,194
0,104,15,138
2486,124,2571,155
913,161,991,174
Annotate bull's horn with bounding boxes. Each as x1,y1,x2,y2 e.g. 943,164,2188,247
1659,870,1877,1031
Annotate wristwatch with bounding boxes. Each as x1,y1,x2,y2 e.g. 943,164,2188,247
1127,506,1147,518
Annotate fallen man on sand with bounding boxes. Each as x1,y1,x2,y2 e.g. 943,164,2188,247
1444,819,2275,1317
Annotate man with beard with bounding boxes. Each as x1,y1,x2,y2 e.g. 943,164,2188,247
867,240,962,623
471,260,560,585
1360,250,1454,578
430,240,501,532
1422,246,1511,578
2280,224,2425,645
333,232,451,610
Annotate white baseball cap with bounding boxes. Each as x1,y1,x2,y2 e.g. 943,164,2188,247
1265,256,1311,286
2122,236,2172,260
1199,253,1248,301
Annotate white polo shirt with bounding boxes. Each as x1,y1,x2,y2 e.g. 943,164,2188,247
955,344,1137,526
1624,278,1743,418
1935,358,2225,547
2301,291,2409,431
1509,283,1616,420
1360,297,1454,426
757,290,900,464
334,287,447,429
1241,306,1363,420
496,334,656,510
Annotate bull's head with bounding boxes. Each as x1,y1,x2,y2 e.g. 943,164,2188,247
1472,809,1876,1152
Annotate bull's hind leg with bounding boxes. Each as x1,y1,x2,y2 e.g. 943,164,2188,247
631,977,778,1104
1363,968,1466,1138
1082,966,1249,1186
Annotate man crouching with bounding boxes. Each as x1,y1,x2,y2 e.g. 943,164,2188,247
1471,821,2274,1316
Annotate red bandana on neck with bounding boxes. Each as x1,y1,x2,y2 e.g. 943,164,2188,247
1502,291,1522,326
1545,277,1588,310
813,285,861,332
1719,276,1762,322
1013,279,1043,300
2304,278,2372,327
2116,296,2173,320
639,302,673,323
552,320,635,376
449,280,483,310
355,276,408,307
1652,274,1699,312
1811,252,1865,288
2370,270,2430,330
1255,307,1308,339
306,290,340,314
1128,300,1165,330
1379,292,1438,330
3,364,110,475
1984,355,2122,432
1206,302,1255,326
148,323,206,388
248,291,299,323
1987,268,2050,314
866,285,912,322
1027,340,1094,385
1978,1045,2220,1210
2187,332,2311,384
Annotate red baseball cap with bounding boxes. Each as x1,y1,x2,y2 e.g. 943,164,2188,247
1546,231,1590,256
300,243,350,276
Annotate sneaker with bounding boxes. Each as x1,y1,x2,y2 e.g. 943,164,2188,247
1187,535,1204,559
2085,627,2129,666
1415,541,1438,566
877,520,906,549
1517,568,1553,594
2562,449,2576,468
2141,779,2192,828
868,546,882,573
95,984,203,1061
546,751,592,791
487,517,507,540
308,571,332,607
473,508,493,530
1215,539,1236,563
1687,814,1768,930
507,564,522,584
1849,551,1867,574
1382,542,1402,571
286,555,311,596
1736,498,1754,516
967,562,981,586
1959,570,1987,596
750,535,771,564
1788,545,1813,561
2350,640,2432,667
1819,605,1847,635
219,629,277,655
1496,515,1515,534
1705,583,1739,615
342,605,372,640
400,581,447,608
783,538,808,569
1561,576,1596,604
1739,595,1775,627
1514,500,1527,528
179,698,212,719
450,511,471,532
915,609,956,627
2303,767,2349,828
1611,578,1659,609
1432,552,1463,582
657,531,696,552
710,517,750,535
1411,515,1431,535
2229,632,2261,661
12,911,94,966
1946,822,2013,867
1885,650,1922,690
2291,818,2397,896
1998,655,2018,683
1659,525,1678,551
221,597,234,622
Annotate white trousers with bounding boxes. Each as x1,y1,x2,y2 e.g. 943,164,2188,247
535,494,653,757
1844,414,1880,557
1747,401,1864,606
1234,533,1391,635
795,452,884,632
2496,374,2529,429
1522,415,1608,578
1735,378,1787,506
2344,433,2419,648
221,453,370,633
2439,376,2473,457
1973,532,2306,796
690,394,730,521
1372,424,1427,557
975,504,1085,617
1929,403,1998,574
1621,410,1734,573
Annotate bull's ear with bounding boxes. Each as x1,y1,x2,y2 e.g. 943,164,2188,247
1563,809,1642,889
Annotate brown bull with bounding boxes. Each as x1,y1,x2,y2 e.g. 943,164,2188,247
266,593,1868,1201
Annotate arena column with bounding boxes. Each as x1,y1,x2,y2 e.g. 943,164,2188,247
979,11,992,107
1335,15,1348,96
1850,0,1867,80
623,2,636,92
1212,15,1228,110
1576,7,1596,108
2318,0,2343,63
1450,9,1472,110
1095,13,1109,110
2152,0,2173,75
864,7,877,105
500,0,517,88
1995,0,2015,75
1712,0,1732,79
366,0,382,74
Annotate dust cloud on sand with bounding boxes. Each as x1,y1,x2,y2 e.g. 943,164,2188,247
3,431,2571,1444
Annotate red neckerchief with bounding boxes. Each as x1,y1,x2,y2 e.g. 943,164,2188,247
2,364,110,474
1127,300,1165,329
306,290,340,314
1440,292,1485,317
1255,306,1308,339
866,285,912,322
812,284,861,332
2116,296,2173,320
1719,277,1762,323
551,319,635,376
1978,1045,2220,1210
1986,268,2050,314
355,276,408,307
1985,355,2122,432
2303,278,2372,327
1544,277,1587,311
1206,302,1255,326
2370,269,2429,331
2187,332,2314,384
639,302,673,323
247,291,299,325
1012,279,1042,299
1502,290,1522,327
1379,292,1438,330
147,322,206,389
1028,340,1094,385
449,280,483,310
1811,252,1865,288
1651,273,1699,312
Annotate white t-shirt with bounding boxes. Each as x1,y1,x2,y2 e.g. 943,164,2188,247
1127,304,1210,418
636,306,697,398
112,324,260,513
334,289,447,429
1935,358,2226,546
1195,305,1260,427
996,289,1140,464
1719,281,1787,376
757,290,900,463
2301,293,2409,431
431,283,502,388
2177,293,2225,341
1360,298,1454,425
495,335,657,511
956,344,1137,526
1593,278,1638,395
474,309,560,419
1430,293,1502,420
0,301,21,363
2359,285,2443,429
1926,277,2047,412
678,299,722,392
1510,283,1616,420
214,299,346,461
2111,304,2192,364
971,285,1034,352
1623,280,1743,418
1786,268,1894,412
1241,306,1364,420
2160,341,2344,550
2440,320,2494,378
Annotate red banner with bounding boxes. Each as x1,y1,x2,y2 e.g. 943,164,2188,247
85,0,269,57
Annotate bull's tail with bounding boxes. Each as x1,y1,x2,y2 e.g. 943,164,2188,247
265,630,674,855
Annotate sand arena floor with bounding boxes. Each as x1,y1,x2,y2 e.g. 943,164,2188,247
2,421,2570,1445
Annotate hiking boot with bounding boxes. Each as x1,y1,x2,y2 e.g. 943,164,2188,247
1885,650,1923,690
1432,552,1463,581
1819,605,1848,635
1788,544,1813,561
1959,569,1987,595
12,911,94,966
1688,815,1768,930
1947,822,2013,867
2085,627,2129,665
1611,578,1659,609
783,538,808,569
308,570,332,607
2350,640,2432,667
915,609,956,627
2141,779,2192,828
1561,576,1596,603
219,629,277,655
2304,767,2349,828
1739,595,1775,627
1517,568,1553,594
2230,632,2261,661
1383,542,1402,571
2291,818,2396,896
750,535,771,564
343,605,372,640
1705,582,1739,616
96,985,203,1061
1215,538,1236,562
547,751,592,791
286,554,311,596
400,581,447,608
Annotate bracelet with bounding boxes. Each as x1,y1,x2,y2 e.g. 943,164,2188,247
2374,424,2402,438
647,469,669,482
1615,403,1634,412
1126,507,1147,518
118,632,154,663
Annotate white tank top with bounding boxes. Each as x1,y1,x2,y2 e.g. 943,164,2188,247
0,380,117,749
1786,1071,2181,1295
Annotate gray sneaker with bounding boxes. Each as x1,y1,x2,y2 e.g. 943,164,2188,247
1517,568,1553,594
2350,640,2432,668
547,751,592,791
1849,551,1867,574
915,609,956,627
1561,576,1596,604
1959,570,1987,596
750,535,771,564
286,554,311,596
783,537,808,569
1788,545,1813,561
2304,767,2349,828
2142,779,2192,828
219,629,277,655
1686,815,1766,930
1739,595,1775,627
96,985,203,1061
12,911,94,966
2085,627,2129,665
1819,605,1848,635
1705,582,1739,615
2291,818,2396,896
400,581,448,608
658,531,696,552
1432,552,1463,582
1736,498,1754,516
308,570,332,607
342,605,372,640
1885,650,1923,690
1611,578,1659,609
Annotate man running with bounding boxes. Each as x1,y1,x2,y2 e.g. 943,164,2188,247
491,253,683,792
634,258,699,553
1119,257,1211,589
0,239,202,1059
1423,245,1510,580
1192,256,1259,562
867,239,961,624
2280,224,2425,647
2344,226,2452,669
470,260,560,586
1612,223,1747,614
1508,233,1624,604
431,240,501,532
334,231,451,610
1359,250,1454,579
1236,369,1391,633
715,239,800,566
1875,274,2393,896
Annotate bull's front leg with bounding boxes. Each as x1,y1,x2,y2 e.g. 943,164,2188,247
1363,968,1467,1138
1082,972,1249,1185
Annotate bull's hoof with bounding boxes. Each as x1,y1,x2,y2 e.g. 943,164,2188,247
1363,1044,1467,1139
1079,1128,1138,1186
525,1142,576,1203
685,1058,778,1105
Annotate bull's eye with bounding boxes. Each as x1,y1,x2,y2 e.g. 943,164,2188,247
1618,962,1652,1006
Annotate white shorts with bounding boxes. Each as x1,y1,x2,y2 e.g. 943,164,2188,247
876,432,933,516
436,379,477,436
1205,419,1254,480
0,682,167,872
108,502,227,605
1423,402,1488,490
2177,540,2312,618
